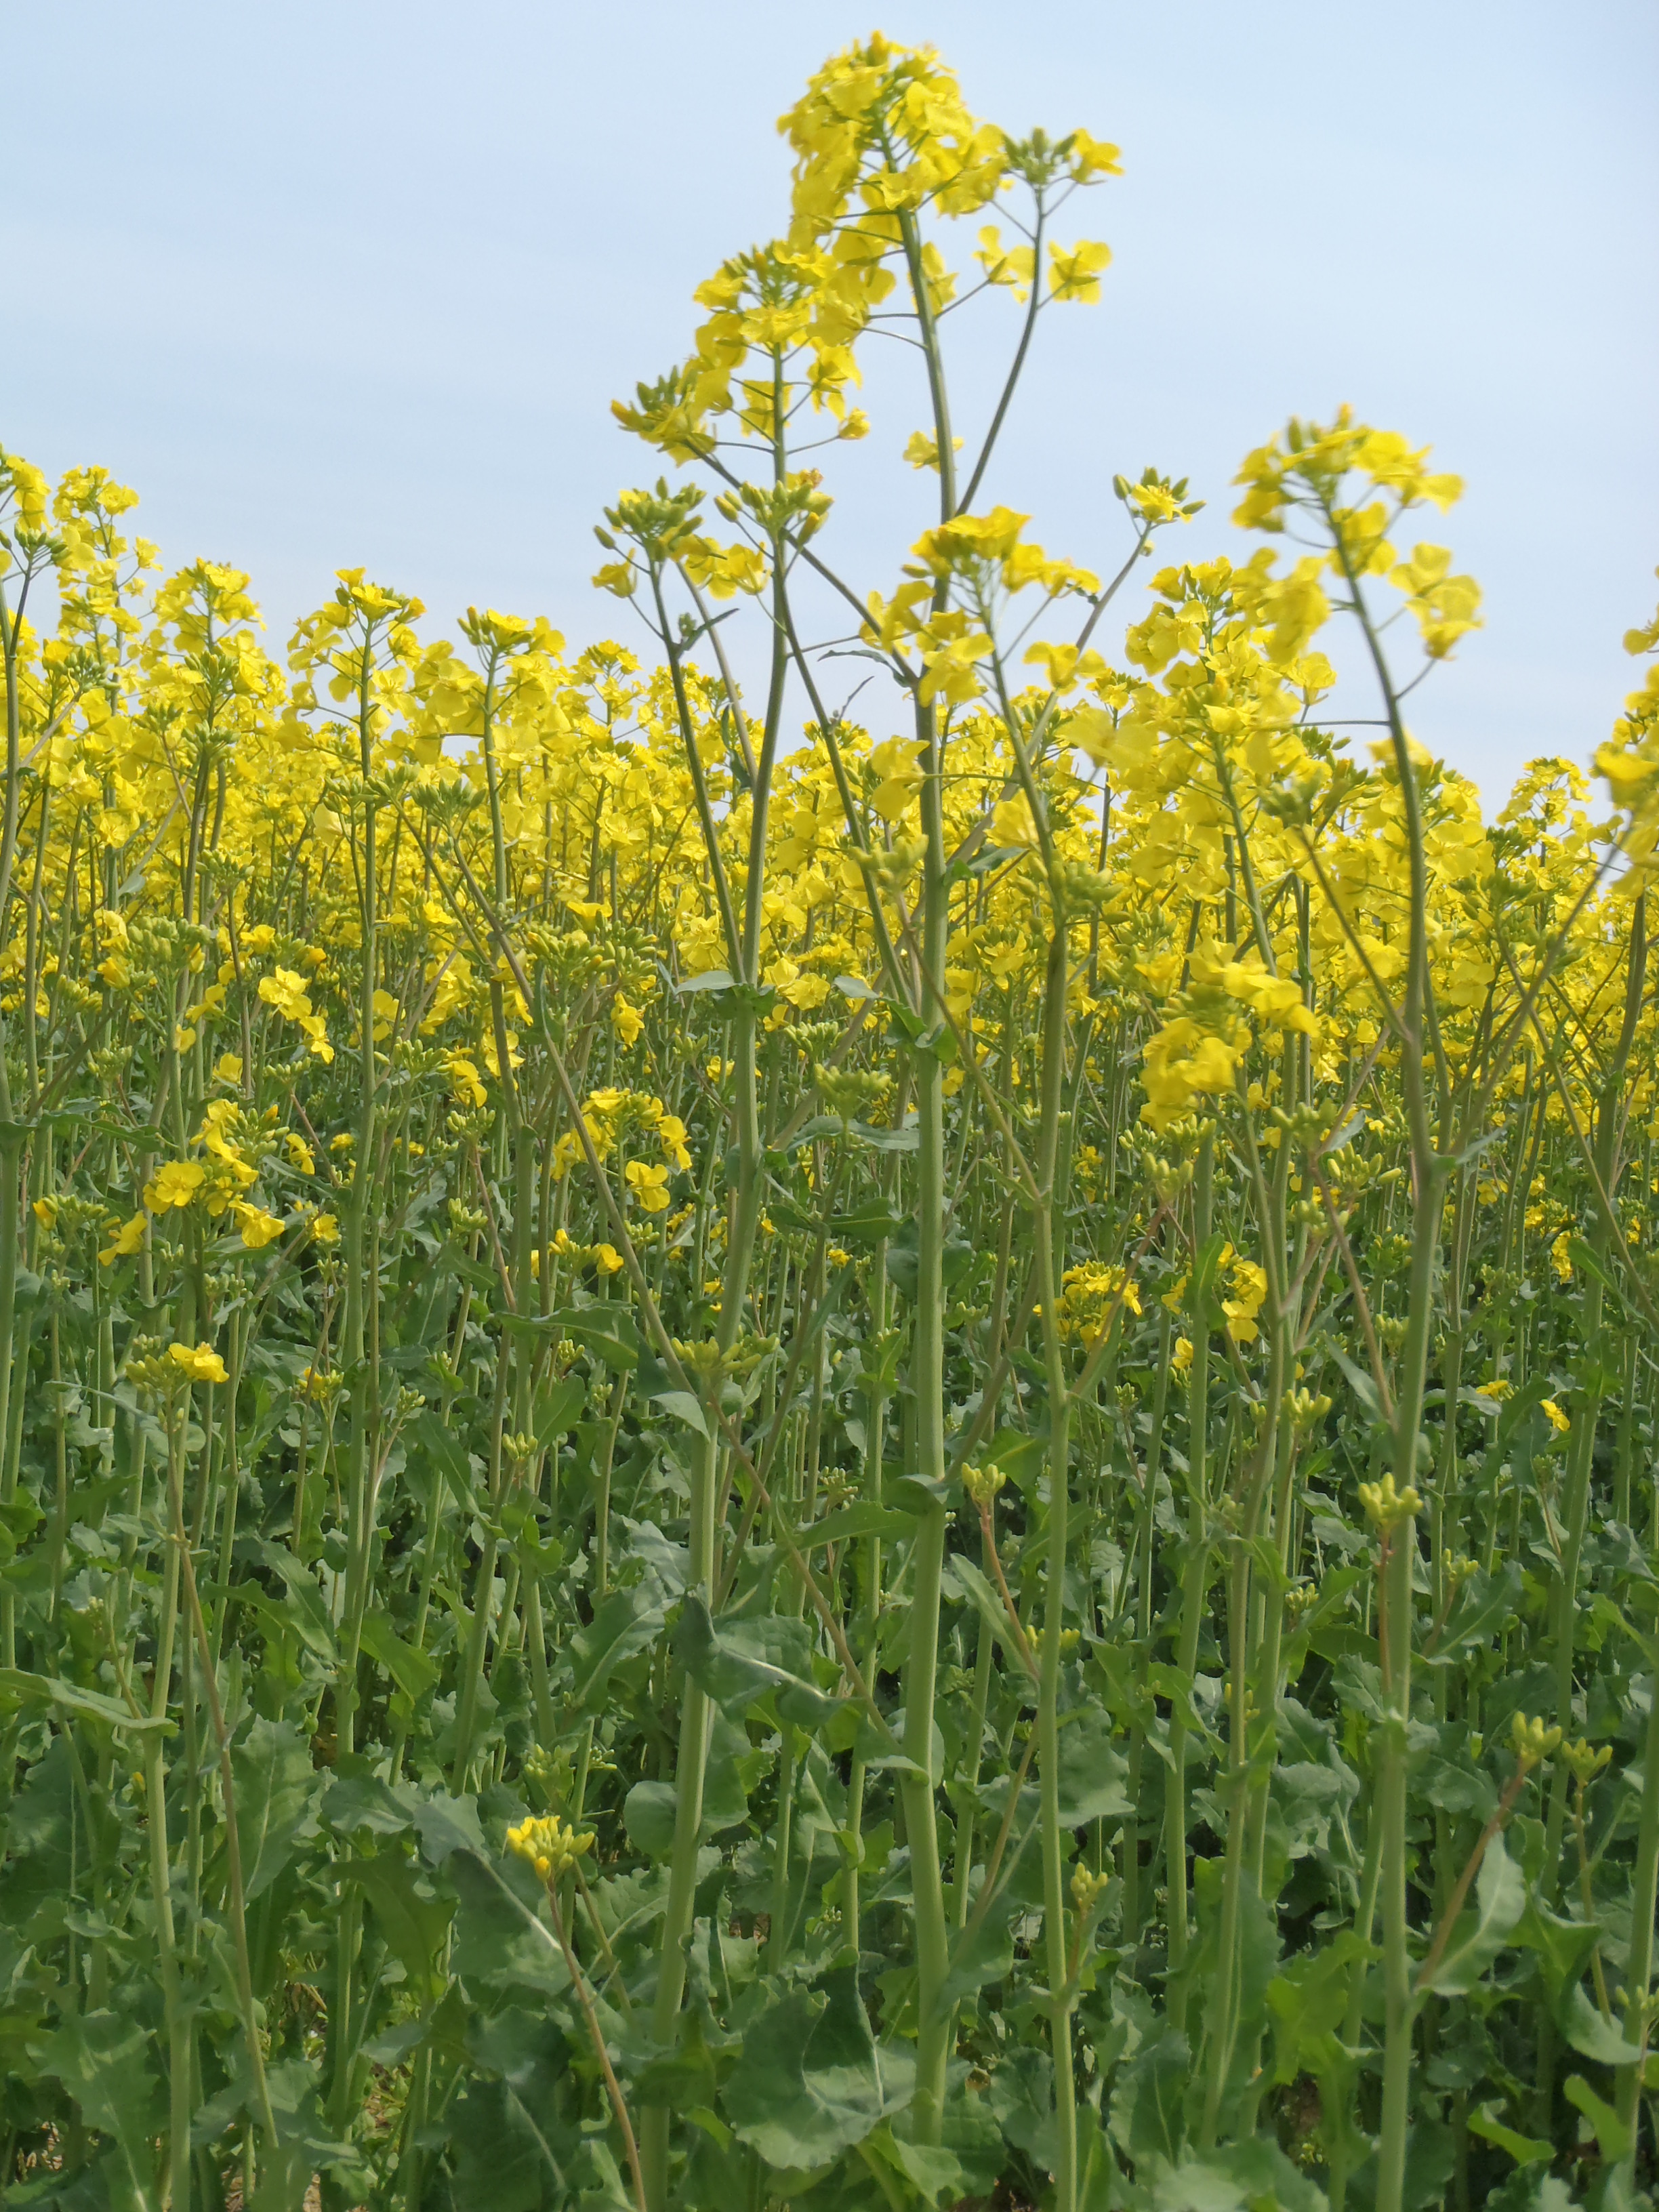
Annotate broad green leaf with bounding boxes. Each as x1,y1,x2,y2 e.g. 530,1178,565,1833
0,1666,172,1735
448,1844,570,2001
991,2042,1058,2167
548,1304,640,1372
1423,1561,1523,1664
245,1538,340,1662
37,2009,163,2211
1148,2139,1326,2211
721,1967,907,2169
570,1582,666,1715
942,1553,1026,1666
678,1592,839,1725
356,1607,438,1699
534,1373,587,1444
863,2121,965,2207
1421,1830,1525,1994
1561,1981,1643,2066
412,1412,482,1514
343,1843,454,1992
411,1790,487,1865
232,1717,322,1902
623,1778,678,1859
447,2074,574,2211
1513,1897,1602,1999
934,1903,1015,2023
1109,2030,1187,2167
798,1500,911,1548
651,1387,710,1437
321,1757,416,1839
1055,1703,1131,1824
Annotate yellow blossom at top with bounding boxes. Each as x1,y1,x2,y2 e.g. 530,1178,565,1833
169,1342,228,1386
505,1814,594,1885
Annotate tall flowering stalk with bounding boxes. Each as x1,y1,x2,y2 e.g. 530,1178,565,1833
0,36,1654,2212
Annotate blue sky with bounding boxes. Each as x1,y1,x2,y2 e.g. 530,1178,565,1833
5,0,1654,804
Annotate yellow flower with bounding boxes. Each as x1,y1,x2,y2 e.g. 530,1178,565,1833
258,966,312,1021
285,1132,316,1175
310,1212,340,1245
1221,1257,1269,1345
612,996,644,1047
145,1160,206,1212
1540,1398,1570,1436
447,1054,487,1109
505,1813,594,1884
100,1212,147,1266
625,1160,672,1212
215,1053,243,1084
1048,237,1111,303
656,1114,692,1170
234,1203,286,1250
168,1341,228,1386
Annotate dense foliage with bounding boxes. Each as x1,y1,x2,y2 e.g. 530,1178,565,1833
2,30,1658,2212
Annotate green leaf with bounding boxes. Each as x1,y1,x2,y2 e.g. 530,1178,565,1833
651,1387,710,1437
1421,1830,1525,1994
1424,1561,1523,1664
1563,2071,1633,2162
678,1591,840,1725
569,1583,666,1715
1108,2030,1187,2166
1468,2101,1555,2166
798,1501,911,1549
37,2009,163,2211
1561,1981,1643,2066
942,1554,1026,1667
863,2121,966,2207
448,1845,570,2001
1150,2139,1328,2211
676,968,735,993
884,1470,953,1515
449,2013,577,2210
623,1779,678,1859
721,1967,907,2169
344,1843,455,1993
1513,1897,1602,1999
701,1711,759,1833
828,1201,907,1246
548,1304,640,1372
935,1904,1015,2024
1055,1704,1131,1825
245,1538,341,1662
1565,1234,1619,1294
232,1717,322,1902
784,1113,920,1154
411,1791,487,1864
0,1666,173,1735
357,1608,438,1699
533,1374,586,1444
989,2043,1056,2167
412,1412,482,1515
